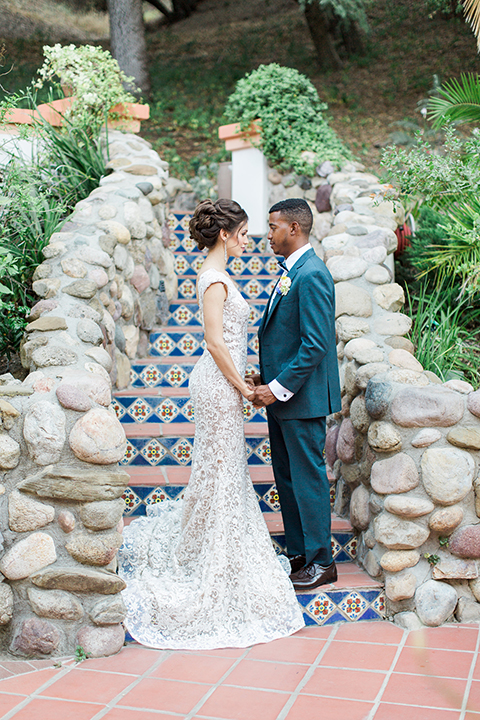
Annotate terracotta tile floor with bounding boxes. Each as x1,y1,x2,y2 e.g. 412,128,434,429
1,621,480,720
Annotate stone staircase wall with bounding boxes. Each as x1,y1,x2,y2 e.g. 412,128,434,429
0,130,178,657
268,161,480,629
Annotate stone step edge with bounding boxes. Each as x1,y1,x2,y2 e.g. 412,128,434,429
128,356,260,367
123,464,336,486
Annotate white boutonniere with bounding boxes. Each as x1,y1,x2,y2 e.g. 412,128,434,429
276,275,292,296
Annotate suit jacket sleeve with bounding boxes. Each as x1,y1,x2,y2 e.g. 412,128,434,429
275,268,335,394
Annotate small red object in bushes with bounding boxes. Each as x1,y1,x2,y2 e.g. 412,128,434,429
394,222,412,258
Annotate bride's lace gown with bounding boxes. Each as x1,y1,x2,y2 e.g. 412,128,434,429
118,268,304,649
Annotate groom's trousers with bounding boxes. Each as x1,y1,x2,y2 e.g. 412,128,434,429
267,412,332,567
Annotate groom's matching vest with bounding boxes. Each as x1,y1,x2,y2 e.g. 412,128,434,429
258,248,341,420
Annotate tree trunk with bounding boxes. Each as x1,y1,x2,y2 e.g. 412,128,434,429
107,0,150,99
303,2,343,70
340,19,364,56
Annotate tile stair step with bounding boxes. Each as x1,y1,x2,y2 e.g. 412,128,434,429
177,276,278,301
174,255,280,278
148,329,260,357
166,302,266,328
128,358,260,390
121,422,268,437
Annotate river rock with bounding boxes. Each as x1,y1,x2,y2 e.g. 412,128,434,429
374,512,429,549
66,532,123,566
335,282,373,320
467,390,480,418
130,265,150,294
56,383,93,412
364,265,390,284
0,399,20,431
26,316,68,333
432,557,478,580
373,284,405,312
371,453,419,494
61,258,87,278
27,588,84,620
470,578,480,603
76,624,125,658
32,278,60,298
391,386,464,427
85,347,113,372
32,345,77,367
325,424,340,468
387,369,429,387
385,571,416,601
384,495,434,518
97,220,131,245
415,579,457,627
429,506,463,534
380,550,420,572
356,363,390,390
123,325,140,358
394,611,425,631
450,526,480,558
77,318,103,345
28,298,59,320
444,379,473,394
62,279,98,299
388,349,423,373
58,510,75,533
11,618,60,656
81,247,112,268
80,498,125,530
350,484,370,530
0,532,57,580
447,427,480,450
89,596,126,625
354,347,385,365
350,395,370,433
455,597,480,623
8,490,54,532
367,421,402,452
364,550,381,577
19,464,130,502
361,246,387,264
344,338,375,360
374,313,412,336
411,428,442,448
385,336,415,354
23,401,66,465
0,584,13,625
365,380,392,419
336,418,356,464
69,408,126,464
421,448,474,505
336,316,370,342
0,434,20,469
31,566,126,594
327,256,368,282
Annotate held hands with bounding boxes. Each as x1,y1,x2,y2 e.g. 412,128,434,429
244,374,277,408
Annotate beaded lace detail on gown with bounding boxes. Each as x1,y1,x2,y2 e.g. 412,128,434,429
118,268,304,649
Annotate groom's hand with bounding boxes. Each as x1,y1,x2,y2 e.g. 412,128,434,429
245,373,262,387
253,384,277,408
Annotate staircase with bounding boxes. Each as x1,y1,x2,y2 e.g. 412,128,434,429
114,212,385,627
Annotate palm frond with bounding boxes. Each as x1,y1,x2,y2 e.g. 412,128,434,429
464,0,480,51
427,73,480,127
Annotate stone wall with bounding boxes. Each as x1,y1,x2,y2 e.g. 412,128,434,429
0,130,177,657
268,160,480,629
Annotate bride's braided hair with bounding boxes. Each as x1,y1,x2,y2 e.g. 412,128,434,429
189,199,247,251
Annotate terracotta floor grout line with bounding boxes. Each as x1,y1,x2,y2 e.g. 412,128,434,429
459,624,480,719
181,647,251,720
1,664,74,720
87,649,176,720
274,624,340,720
365,628,409,720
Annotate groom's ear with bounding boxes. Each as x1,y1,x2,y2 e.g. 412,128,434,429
290,220,300,236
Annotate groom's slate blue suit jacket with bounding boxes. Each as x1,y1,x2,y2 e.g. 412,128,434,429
258,247,341,420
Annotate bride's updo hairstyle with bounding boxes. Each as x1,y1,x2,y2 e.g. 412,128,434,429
189,199,247,251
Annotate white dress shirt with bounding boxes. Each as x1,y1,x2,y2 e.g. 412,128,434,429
267,244,312,402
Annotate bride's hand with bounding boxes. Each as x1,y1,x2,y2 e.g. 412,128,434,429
242,382,256,402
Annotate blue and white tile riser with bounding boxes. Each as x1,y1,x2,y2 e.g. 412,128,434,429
129,361,260,389
121,436,272,467
113,396,267,424
165,303,266,328
298,589,386,626
174,253,281,278
177,276,278,301
148,330,260,357
167,212,266,254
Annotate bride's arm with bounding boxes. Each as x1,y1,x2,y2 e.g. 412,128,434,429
202,283,254,400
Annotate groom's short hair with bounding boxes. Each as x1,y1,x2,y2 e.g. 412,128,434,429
269,198,313,236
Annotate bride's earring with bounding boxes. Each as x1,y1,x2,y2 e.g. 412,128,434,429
224,239,228,264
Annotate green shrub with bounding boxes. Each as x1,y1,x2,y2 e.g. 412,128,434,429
224,63,350,176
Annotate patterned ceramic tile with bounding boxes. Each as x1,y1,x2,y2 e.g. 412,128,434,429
121,441,138,465
170,305,195,326
139,365,163,387
122,487,142,515
111,399,125,420
262,484,281,511
140,439,168,465
126,398,152,423
345,536,358,560
306,593,336,624
253,438,271,465
157,398,180,423
163,364,189,387
145,487,170,504
176,333,201,356
372,593,386,616
171,438,194,465
339,591,369,620
180,398,195,422
150,333,176,356
178,278,196,299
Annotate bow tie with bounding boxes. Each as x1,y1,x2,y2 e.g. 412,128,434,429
277,260,288,272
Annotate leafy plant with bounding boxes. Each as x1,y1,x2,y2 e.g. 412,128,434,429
224,64,350,176
439,537,450,547
424,553,440,565
74,645,89,663
298,0,370,33
35,44,139,135
406,284,480,385
428,73,480,128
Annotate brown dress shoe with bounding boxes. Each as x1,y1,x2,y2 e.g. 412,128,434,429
288,555,306,574
290,561,337,590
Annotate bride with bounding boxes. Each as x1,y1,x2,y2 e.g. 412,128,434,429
118,198,304,650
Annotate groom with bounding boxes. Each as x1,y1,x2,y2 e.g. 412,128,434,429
251,198,341,591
